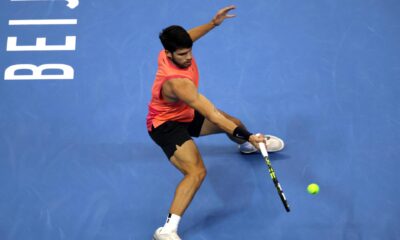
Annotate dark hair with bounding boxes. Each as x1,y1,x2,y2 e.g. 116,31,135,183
159,25,193,53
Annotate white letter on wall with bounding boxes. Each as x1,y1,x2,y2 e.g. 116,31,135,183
4,64,74,80
7,36,76,51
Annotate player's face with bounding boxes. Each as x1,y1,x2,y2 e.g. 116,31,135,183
167,48,192,68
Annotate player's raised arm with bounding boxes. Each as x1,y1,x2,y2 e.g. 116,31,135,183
187,5,236,42
163,78,265,146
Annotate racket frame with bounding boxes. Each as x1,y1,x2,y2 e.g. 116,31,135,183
259,142,291,212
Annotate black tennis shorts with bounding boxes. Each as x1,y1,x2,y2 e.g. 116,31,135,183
148,110,205,159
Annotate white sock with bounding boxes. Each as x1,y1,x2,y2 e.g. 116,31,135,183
160,213,181,233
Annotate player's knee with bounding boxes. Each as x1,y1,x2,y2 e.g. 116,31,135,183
197,168,207,182
189,167,207,185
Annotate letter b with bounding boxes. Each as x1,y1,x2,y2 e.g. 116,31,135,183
4,64,74,80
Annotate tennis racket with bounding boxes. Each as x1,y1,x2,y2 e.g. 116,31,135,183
259,141,290,212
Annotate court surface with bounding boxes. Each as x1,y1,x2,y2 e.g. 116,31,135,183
1,1,400,239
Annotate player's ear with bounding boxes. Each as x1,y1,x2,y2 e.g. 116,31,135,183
165,50,172,58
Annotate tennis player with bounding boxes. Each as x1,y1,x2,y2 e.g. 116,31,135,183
147,6,284,240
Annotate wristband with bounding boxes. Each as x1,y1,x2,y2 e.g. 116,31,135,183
233,127,252,141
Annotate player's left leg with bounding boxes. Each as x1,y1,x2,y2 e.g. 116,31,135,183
198,110,248,144
187,109,259,153
190,110,285,153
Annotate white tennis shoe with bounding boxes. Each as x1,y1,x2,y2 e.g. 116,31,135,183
238,135,285,154
238,141,258,154
153,227,181,240
264,135,285,152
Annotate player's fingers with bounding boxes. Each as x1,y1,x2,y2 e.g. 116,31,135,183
221,5,236,12
219,6,236,16
225,14,236,18
255,133,266,142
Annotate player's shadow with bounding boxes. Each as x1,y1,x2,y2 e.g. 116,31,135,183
198,143,292,163
181,207,243,237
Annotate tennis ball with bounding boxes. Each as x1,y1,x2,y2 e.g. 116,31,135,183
307,183,319,195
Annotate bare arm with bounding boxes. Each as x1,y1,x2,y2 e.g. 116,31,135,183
163,78,265,146
187,5,236,42
164,78,237,133
187,22,216,43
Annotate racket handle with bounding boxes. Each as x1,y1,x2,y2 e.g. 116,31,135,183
258,142,269,157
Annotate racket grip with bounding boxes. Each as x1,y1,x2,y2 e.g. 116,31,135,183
259,142,269,157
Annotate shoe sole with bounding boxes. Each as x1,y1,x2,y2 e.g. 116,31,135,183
240,150,258,154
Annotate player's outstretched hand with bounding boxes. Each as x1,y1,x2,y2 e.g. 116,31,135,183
212,5,236,26
249,133,267,150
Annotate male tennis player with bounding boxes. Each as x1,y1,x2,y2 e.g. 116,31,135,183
147,5,284,240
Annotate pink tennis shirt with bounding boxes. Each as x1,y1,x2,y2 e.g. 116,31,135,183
146,50,199,131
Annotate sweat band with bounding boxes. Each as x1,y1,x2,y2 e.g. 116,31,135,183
233,127,252,141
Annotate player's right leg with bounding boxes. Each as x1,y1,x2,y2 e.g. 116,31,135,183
153,140,206,240
149,122,206,240
169,140,207,216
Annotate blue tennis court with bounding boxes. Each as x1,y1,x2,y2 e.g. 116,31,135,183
1,1,399,239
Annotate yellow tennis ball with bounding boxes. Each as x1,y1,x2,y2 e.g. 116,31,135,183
307,183,319,194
